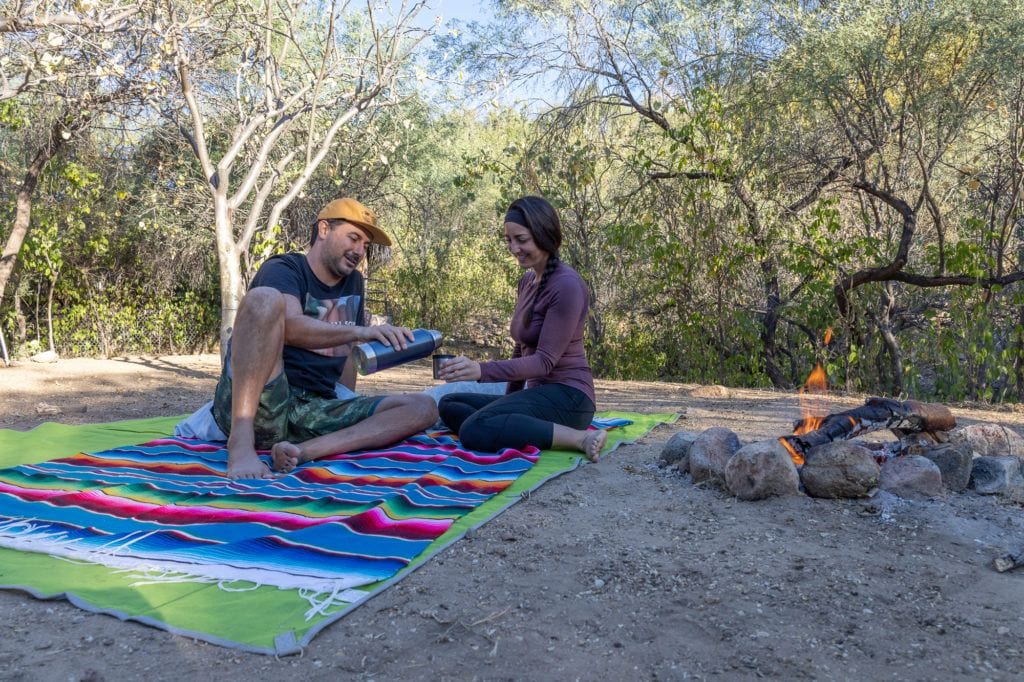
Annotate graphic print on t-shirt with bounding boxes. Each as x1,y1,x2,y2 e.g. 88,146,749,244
304,293,361,357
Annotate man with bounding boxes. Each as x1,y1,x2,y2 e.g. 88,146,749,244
213,197,438,479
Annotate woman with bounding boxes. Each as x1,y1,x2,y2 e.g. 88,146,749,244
437,196,606,460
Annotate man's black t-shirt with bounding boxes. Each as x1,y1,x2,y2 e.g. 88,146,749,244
249,252,365,398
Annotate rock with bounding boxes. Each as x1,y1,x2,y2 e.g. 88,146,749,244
660,431,698,470
689,385,731,399
35,402,62,416
799,441,880,499
880,455,945,500
950,423,1024,458
725,440,801,500
970,456,1024,495
29,350,58,363
689,427,740,488
909,441,973,492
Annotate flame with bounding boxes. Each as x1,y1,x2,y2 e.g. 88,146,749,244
779,437,805,466
795,363,828,434
779,356,831,467
824,326,833,346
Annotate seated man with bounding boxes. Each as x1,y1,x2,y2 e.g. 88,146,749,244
214,197,438,479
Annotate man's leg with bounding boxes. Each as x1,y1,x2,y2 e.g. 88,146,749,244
271,394,438,472
226,287,286,479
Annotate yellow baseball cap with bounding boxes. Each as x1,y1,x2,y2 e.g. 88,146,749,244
316,198,392,246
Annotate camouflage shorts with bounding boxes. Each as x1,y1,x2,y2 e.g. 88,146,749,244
212,370,384,449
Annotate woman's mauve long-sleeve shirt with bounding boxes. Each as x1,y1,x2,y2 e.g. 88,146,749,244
478,262,596,404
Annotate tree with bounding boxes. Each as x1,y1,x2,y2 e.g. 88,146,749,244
159,0,432,348
0,0,144,101
773,0,1024,394
450,0,838,385
0,1,156,338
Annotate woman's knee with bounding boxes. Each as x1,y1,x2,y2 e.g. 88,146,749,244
458,422,495,452
438,394,466,420
437,393,457,412
438,394,481,430
458,413,510,452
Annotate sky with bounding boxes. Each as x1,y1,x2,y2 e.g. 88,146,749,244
433,0,491,25
390,0,560,109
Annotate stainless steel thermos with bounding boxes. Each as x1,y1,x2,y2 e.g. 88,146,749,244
353,328,443,375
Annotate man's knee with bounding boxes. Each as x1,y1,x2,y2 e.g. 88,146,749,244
381,393,438,427
237,287,286,325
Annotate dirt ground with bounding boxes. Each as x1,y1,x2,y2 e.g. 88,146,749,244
1,355,1023,681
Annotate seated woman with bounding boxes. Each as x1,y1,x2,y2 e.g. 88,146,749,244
436,196,606,460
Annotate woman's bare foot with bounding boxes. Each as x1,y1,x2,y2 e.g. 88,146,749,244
581,429,608,462
271,441,303,473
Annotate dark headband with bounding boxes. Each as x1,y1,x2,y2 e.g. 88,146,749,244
504,206,528,227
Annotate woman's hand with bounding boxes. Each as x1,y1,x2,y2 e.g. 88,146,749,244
437,355,481,382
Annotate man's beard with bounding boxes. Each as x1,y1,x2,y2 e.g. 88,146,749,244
324,251,359,279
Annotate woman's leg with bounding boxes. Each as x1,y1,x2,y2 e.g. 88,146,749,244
552,424,607,462
458,384,597,454
438,393,501,434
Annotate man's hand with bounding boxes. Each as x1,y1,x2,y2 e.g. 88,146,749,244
358,324,415,351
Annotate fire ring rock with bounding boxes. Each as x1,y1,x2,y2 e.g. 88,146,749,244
909,441,973,492
659,431,698,471
880,455,945,500
725,440,801,501
688,427,740,488
970,456,1024,495
799,441,880,499
950,423,1024,458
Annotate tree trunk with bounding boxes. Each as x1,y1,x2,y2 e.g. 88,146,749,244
0,119,67,311
760,265,786,388
215,197,244,359
877,282,904,394
14,290,26,344
46,271,56,353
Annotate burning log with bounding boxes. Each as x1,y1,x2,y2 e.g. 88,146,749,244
994,549,1024,573
780,397,955,465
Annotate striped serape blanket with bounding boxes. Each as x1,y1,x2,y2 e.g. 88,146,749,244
0,412,681,654
0,432,539,594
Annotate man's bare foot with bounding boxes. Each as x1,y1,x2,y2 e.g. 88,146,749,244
226,446,273,480
581,429,608,462
272,441,304,473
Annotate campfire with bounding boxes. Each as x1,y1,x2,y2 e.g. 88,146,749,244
778,361,829,467
774,346,957,467
656,342,1024,572
779,397,956,465
660,349,1024,509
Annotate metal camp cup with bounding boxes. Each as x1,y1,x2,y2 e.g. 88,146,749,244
432,353,455,380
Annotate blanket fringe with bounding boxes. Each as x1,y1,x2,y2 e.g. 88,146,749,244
300,585,370,621
0,517,70,546
0,522,370,594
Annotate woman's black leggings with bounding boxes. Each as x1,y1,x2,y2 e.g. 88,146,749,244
438,383,595,452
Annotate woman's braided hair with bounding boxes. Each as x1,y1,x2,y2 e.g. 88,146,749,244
506,196,563,323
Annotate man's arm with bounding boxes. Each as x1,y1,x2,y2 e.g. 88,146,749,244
339,354,357,390
279,293,413,351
